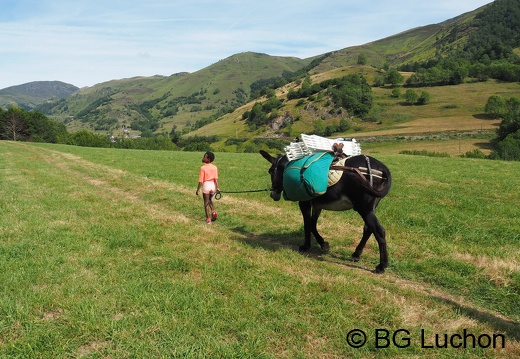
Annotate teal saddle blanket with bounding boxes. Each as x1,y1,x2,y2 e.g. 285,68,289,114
283,152,335,201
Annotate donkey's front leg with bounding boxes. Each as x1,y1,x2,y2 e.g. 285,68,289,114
298,201,313,252
298,202,328,252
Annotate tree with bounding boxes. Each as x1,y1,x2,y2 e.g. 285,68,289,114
313,119,327,136
369,105,383,123
491,96,520,160
404,89,418,105
485,95,506,118
25,111,67,143
505,97,520,116
245,103,268,129
495,97,520,141
357,53,368,65
385,70,404,87
327,74,373,118
0,106,68,143
373,73,385,87
1,107,29,141
417,91,431,105
170,124,182,144
338,118,350,132
391,88,401,98
490,130,520,161
301,77,312,96
67,129,112,148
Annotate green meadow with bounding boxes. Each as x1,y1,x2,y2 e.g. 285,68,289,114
1,141,519,358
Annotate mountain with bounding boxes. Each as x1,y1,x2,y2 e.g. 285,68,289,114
39,2,492,138
36,52,313,136
187,0,520,145
0,81,79,110
310,4,489,73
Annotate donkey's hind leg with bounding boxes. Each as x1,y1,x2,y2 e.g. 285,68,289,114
352,198,379,262
356,210,388,273
352,223,372,262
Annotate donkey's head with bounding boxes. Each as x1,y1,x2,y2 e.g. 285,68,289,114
259,150,287,201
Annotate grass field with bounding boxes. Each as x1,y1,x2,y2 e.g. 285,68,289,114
1,141,519,358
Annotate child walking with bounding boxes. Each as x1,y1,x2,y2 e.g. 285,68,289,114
195,151,220,224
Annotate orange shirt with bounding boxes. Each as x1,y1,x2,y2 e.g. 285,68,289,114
199,163,218,183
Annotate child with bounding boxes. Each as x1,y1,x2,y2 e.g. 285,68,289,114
195,151,220,224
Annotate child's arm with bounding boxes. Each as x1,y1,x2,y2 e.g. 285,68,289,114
196,167,204,195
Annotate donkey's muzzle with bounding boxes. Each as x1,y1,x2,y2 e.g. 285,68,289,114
270,190,282,201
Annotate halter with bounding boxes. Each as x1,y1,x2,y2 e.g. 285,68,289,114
270,155,285,194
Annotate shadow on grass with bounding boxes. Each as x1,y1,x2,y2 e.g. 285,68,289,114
231,226,520,340
436,297,520,342
472,113,497,120
475,141,494,151
230,225,301,252
230,225,375,274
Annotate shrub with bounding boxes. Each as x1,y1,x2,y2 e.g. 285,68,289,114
460,149,488,159
399,150,450,157
490,129,520,161
67,130,112,148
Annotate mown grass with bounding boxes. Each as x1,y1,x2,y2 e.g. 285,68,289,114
1,141,518,358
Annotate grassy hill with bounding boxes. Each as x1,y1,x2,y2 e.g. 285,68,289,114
310,5,487,73
0,81,78,110
40,52,312,137
36,4,487,136
187,2,520,155
189,66,517,157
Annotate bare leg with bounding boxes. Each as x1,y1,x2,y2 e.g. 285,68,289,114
203,193,214,219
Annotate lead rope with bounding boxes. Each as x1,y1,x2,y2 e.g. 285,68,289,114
213,188,271,200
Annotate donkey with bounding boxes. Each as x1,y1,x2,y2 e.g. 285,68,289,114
260,150,392,273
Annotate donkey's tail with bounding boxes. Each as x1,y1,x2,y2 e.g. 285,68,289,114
370,169,392,197
332,165,392,198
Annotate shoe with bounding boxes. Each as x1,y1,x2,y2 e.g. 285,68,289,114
212,211,218,221
206,218,212,224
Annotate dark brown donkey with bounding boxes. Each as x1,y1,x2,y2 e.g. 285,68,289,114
260,150,392,273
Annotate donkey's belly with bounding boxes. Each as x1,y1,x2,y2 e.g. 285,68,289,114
314,195,353,211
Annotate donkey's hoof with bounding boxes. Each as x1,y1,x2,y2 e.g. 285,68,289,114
298,245,310,252
321,241,330,252
374,265,386,274
352,253,360,262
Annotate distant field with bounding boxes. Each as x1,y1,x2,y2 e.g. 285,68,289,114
355,117,500,137
1,141,518,358
361,137,494,157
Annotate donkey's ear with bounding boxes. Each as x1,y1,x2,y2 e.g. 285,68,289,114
259,150,275,163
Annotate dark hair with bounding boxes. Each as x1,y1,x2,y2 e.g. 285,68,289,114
205,151,215,162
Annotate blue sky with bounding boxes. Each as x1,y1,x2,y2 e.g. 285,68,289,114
0,0,492,89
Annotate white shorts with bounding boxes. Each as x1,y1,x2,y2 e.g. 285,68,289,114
202,181,216,195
